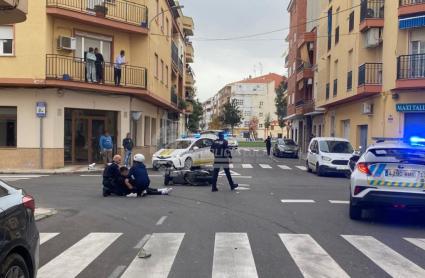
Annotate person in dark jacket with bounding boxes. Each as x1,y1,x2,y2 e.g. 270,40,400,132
265,136,272,156
102,155,122,197
122,133,134,167
210,132,238,192
94,48,104,84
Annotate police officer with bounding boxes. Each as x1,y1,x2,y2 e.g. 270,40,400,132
210,132,238,192
102,154,122,197
265,136,272,156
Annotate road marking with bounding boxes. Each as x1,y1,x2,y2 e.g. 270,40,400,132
259,164,272,169
134,234,152,249
405,238,425,251
239,184,250,187
212,233,258,278
295,166,307,171
38,233,121,278
156,216,168,226
281,199,315,203
342,235,425,278
121,233,185,278
242,164,253,169
280,234,349,278
235,187,250,191
1,178,31,181
329,200,349,204
108,265,127,278
278,165,292,170
40,233,60,245
80,175,101,177
229,164,234,169
219,170,241,176
0,175,48,178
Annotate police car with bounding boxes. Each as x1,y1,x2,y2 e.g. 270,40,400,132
349,138,425,220
152,136,216,170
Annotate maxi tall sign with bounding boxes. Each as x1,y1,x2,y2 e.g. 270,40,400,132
396,103,425,112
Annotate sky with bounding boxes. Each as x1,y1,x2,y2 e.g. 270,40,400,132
179,0,290,102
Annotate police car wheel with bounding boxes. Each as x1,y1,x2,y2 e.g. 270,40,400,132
349,199,362,220
306,161,312,173
184,158,193,170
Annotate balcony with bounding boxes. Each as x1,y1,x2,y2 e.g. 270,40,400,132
185,72,194,87
296,62,313,82
297,31,316,49
46,0,148,34
0,0,27,24
171,90,178,106
172,42,184,75
182,16,194,36
295,99,315,115
358,63,382,94
397,53,425,89
399,0,425,17
185,43,194,63
360,0,385,32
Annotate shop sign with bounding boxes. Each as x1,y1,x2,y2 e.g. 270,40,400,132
396,103,425,112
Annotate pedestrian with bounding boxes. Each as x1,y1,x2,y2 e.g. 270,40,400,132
102,155,122,197
114,50,126,86
127,154,172,197
265,136,272,156
86,47,97,83
210,132,238,192
94,48,104,84
100,130,113,166
122,133,134,167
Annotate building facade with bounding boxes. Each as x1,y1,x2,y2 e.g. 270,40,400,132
0,0,195,169
0,0,27,24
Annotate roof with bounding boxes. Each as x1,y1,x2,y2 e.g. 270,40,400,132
232,73,286,89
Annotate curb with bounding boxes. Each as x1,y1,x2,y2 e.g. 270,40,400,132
35,208,57,221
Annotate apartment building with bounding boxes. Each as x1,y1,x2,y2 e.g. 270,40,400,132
0,0,27,24
0,0,195,169
316,0,425,150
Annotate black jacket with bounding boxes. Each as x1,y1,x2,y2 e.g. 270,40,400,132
123,138,134,151
265,138,272,148
210,139,232,163
102,162,120,189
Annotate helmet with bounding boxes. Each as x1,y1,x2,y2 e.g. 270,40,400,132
133,153,145,162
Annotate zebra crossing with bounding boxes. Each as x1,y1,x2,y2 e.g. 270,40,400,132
38,232,425,278
0,174,48,182
236,163,307,171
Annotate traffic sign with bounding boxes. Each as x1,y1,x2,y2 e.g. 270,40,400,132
36,102,47,118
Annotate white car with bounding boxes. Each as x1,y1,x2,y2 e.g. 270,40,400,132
306,137,354,176
227,136,239,149
349,140,425,220
152,137,215,170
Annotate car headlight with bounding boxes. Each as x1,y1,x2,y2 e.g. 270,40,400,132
321,156,332,162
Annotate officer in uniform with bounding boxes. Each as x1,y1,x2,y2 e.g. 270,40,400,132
210,132,238,192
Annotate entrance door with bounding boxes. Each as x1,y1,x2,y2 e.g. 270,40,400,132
91,119,106,163
358,125,368,153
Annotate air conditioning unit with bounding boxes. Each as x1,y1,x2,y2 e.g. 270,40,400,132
364,28,382,48
57,36,76,51
362,103,374,115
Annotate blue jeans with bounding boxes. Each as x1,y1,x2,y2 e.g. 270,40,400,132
124,150,132,166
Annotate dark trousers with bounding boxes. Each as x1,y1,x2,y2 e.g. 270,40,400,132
212,166,235,189
266,146,271,156
114,68,122,86
96,64,103,82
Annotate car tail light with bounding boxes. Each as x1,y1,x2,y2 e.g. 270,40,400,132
23,195,35,213
357,162,371,175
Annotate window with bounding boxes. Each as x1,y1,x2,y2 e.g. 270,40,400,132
144,116,151,146
166,18,170,39
259,112,264,117
0,107,17,147
349,11,355,32
259,124,263,128
155,54,159,78
327,8,333,51
161,59,164,82
0,183,9,197
161,8,165,31
234,99,244,106
165,65,169,86
347,50,353,91
0,26,14,55
335,26,340,44
75,32,112,62
259,101,264,107
156,0,159,23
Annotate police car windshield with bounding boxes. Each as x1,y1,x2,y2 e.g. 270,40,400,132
165,140,192,149
367,148,425,164
319,141,353,153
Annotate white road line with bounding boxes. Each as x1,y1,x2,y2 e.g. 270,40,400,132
1,178,31,182
121,233,185,278
156,216,168,226
134,234,152,249
108,265,127,278
212,233,258,278
38,233,121,278
280,234,349,278
80,175,101,177
295,166,307,171
329,200,349,204
235,187,250,191
40,233,60,245
242,164,253,169
229,164,234,169
405,238,425,252
0,175,48,178
259,164,272,169
238,184,250,187
342,235,425,278
278,165,292,170
281,199,315,203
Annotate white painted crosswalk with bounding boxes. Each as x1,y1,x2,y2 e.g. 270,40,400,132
0,174,49,182
216,163,307,171
37,232,425,278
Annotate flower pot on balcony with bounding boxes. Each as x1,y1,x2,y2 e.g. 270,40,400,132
94,5,108,17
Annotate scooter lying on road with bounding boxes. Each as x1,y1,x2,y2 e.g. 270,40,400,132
163,163,213,186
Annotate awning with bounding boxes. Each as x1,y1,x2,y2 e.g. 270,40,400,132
399,15,425,29
283,114,299,120
304,109,325,116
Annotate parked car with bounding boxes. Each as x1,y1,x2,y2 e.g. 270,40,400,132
306,137,354,176
0,180,39,278
273,138,299,158
152,136,215,170
349,140,425,220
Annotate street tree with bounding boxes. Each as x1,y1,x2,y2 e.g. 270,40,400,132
208,115,222,130
187,100,203,133
249,116,259,140
264,113,271,138
220,99,242,135
275,80,288,134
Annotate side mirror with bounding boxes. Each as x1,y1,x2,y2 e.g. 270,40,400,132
193,146,199,151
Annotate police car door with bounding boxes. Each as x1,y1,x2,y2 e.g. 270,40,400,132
191,139,204,166
200,138,215,165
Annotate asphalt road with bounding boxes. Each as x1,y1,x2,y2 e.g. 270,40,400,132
3,148,425,278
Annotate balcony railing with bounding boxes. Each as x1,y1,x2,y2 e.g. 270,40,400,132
46,0,148,27
400,0,425,6
326,83,330,99
46,54,147,88
296,62,312,72
398,54,425,79
358,63,383,85
171,42,184,74
360,0,384,21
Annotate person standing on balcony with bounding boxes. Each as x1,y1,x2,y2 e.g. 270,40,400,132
86,47,97,83
94,48,104,84
114,50,127,86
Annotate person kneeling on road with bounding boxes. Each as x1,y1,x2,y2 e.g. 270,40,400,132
102,155,123,197
128,154,172,197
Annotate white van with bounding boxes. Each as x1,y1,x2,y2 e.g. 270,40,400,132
306,137,354,176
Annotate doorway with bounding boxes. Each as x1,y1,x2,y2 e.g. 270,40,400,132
358,125,368,152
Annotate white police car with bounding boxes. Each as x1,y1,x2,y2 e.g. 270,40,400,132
349,138,425,220
152,136,215,170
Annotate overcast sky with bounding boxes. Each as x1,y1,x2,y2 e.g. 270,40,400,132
179,0,290,102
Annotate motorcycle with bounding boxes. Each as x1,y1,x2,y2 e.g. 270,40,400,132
163,163,213,186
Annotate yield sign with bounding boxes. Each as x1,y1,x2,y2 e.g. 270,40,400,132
219,170,240,176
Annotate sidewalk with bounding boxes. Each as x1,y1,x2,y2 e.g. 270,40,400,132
35,208,57,221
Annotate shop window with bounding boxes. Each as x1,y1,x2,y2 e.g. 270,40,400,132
0,107,17,147
144,116,151,146
0,26,14,56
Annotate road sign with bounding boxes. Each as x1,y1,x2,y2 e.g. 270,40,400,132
36,102,47,118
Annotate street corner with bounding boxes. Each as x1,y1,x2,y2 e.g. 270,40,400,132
35,207,57,221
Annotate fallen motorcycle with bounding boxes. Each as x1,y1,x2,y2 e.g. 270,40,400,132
163,163,213,186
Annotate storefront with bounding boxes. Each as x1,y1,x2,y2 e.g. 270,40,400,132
396,103,425,139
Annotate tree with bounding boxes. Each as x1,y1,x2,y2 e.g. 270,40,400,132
208,115,222,130
275,80,288,134
220,99,242,135
264,113,271,138
249,116,259,140
187,100,203,132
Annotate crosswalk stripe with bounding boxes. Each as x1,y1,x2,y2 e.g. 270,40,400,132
40,233,60,245
329,200,349,204
242,164,253,168
342,235,425,278
281,199,315,203
212,233,258,278
405,238,425,251
295,166,307,171
229,164,234,169
278,165,292,170
121,233,185,278
280,234,349,278
259,164,272,169
38,233,121,278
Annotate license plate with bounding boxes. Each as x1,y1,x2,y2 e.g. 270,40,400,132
385,169,417,178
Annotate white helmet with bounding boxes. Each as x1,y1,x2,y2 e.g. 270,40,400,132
133,153,145,162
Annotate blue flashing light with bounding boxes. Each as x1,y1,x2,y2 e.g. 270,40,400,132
410,136,425,146
194,133,201,138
